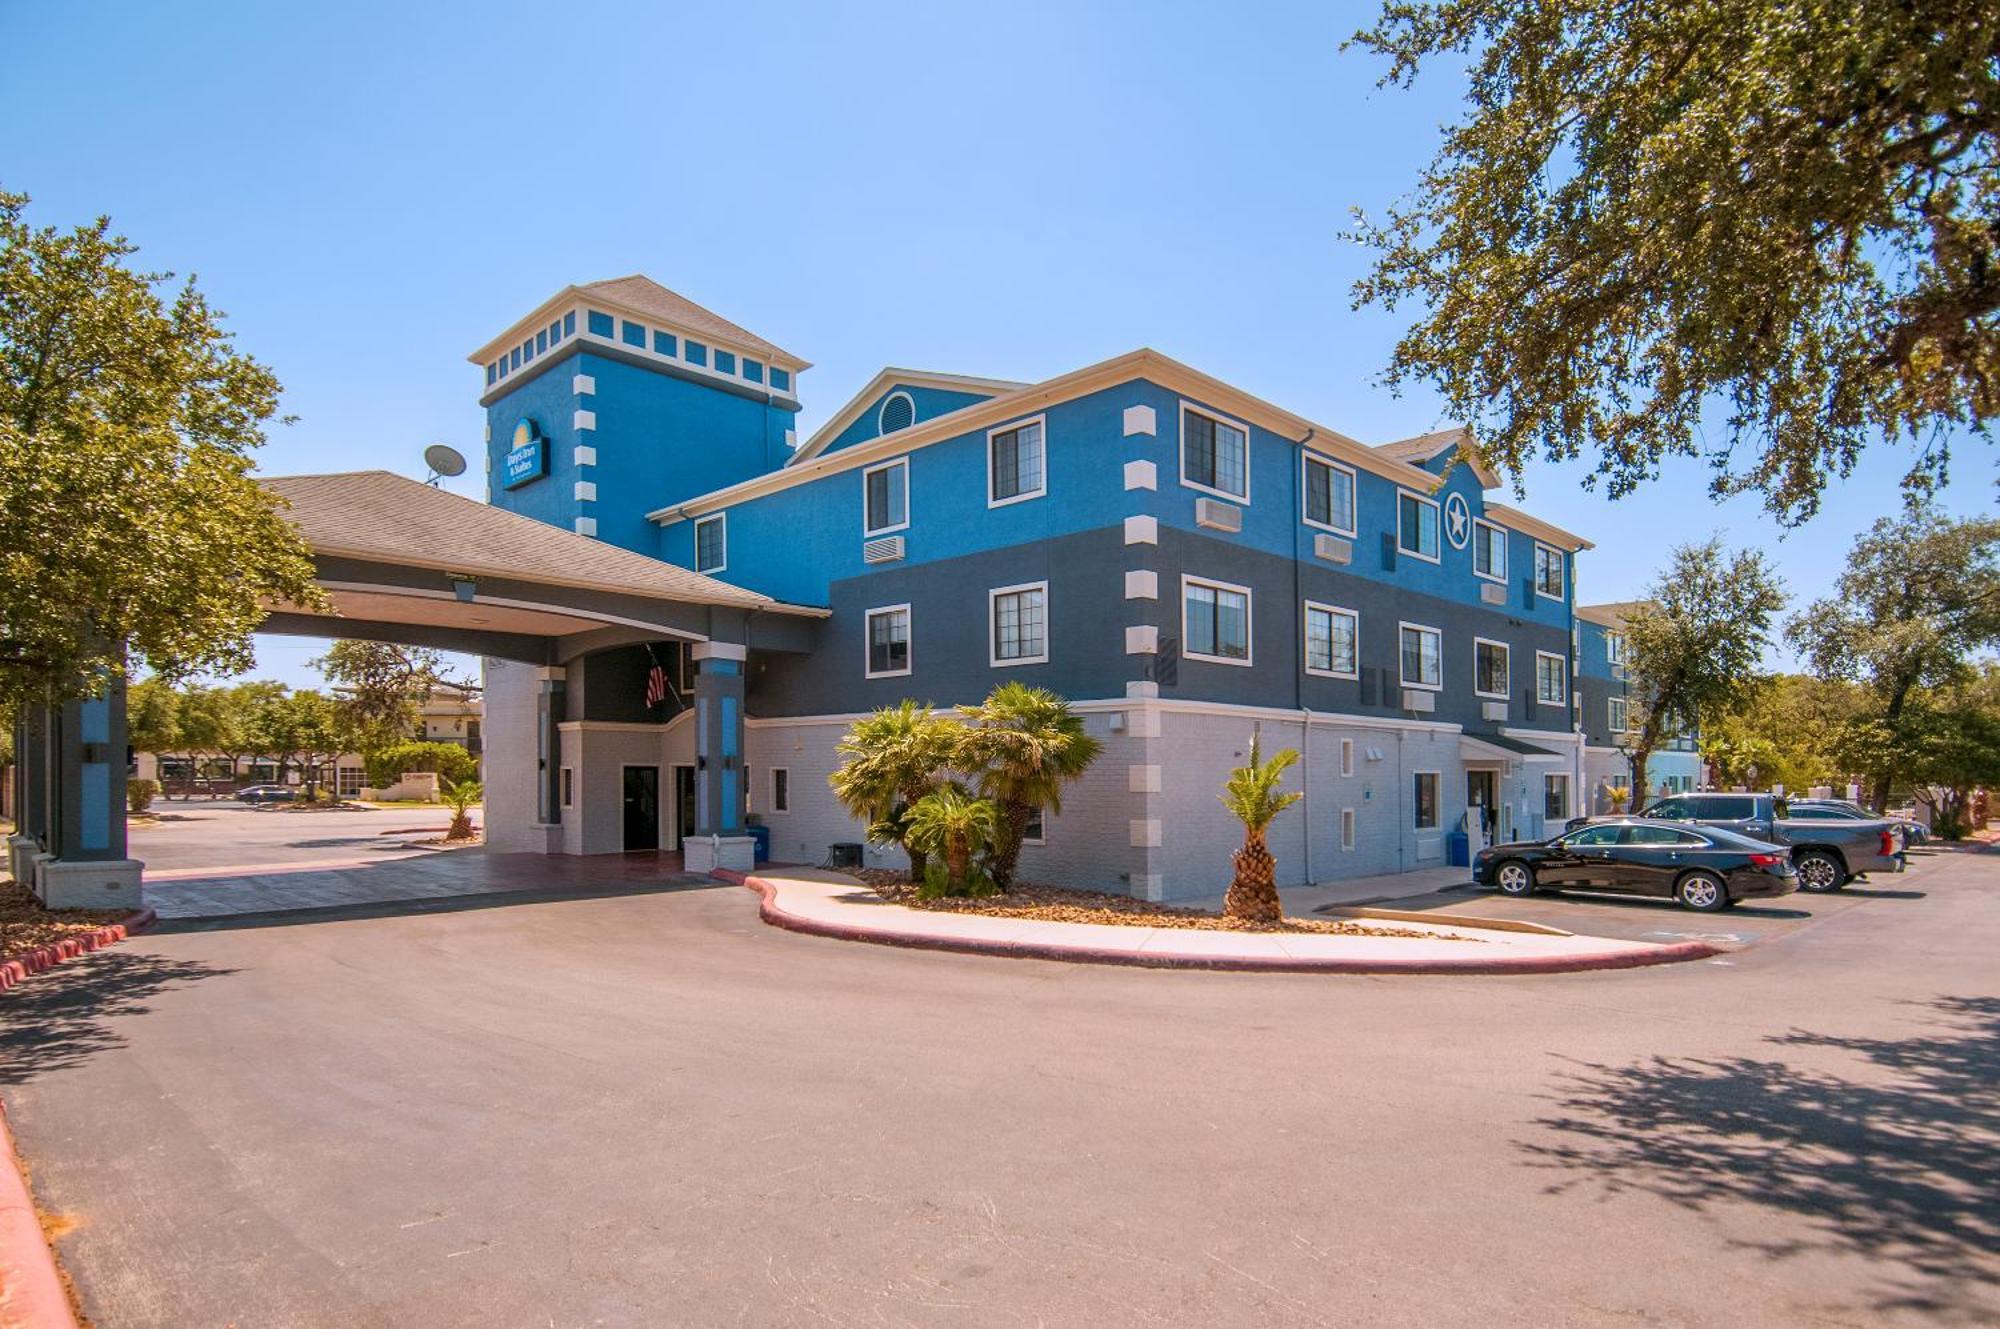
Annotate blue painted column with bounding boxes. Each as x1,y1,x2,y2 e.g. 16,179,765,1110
685,641,752,872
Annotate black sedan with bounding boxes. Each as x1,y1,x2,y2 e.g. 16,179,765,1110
236,784,297,804
1472,819,1798,912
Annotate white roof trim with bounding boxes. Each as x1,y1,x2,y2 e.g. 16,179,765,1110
789,367,1031,465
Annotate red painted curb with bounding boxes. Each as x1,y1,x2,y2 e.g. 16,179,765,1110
0,909,156,994
0,1100,80,1329
712,871,1720,975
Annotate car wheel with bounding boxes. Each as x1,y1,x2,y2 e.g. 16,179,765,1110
1676,870,1728,913
1794,850,1845,893
1494,861,1536,898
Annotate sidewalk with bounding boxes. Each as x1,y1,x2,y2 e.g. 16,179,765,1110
719,867,1718,975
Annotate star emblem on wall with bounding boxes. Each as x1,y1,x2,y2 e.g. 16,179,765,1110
1444,492,1471,549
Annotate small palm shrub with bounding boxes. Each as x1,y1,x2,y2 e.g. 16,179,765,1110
957,683,1102,888
1607,783,1632,813
440,777,482,841
904,785,1002,898
1220,733,1304,924
828,701,963,882
126,778,159,815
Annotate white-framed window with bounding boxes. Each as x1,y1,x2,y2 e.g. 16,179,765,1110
865,603,912,678
1413,771,1440,830
1605,631,1626,664
1301,453,1356,534
988,415,1047,507
877,390,916,436
1397,490,1441,563
1022,805,1046,844
771,767,790,814
1534,542,1565,599
862,456,909,536
1182,576,1253,666
1608,696,1630,733
1472,519,1508,582
1340,738,1354,777
1544,773,1571,821
561,767,574,808
1180,402,1250,501
989,581,1049,666
1536,650,1567,705
694,513,727,573
1473,637,1511,699
1303,601,1359,678
1340,807,1356,851
1398,622,1443,690
338,765,365,797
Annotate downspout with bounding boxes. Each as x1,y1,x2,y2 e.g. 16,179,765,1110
1294,429,1315,886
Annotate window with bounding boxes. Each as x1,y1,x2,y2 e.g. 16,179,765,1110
1473,519,1507,582
486,363,497,386
1413,772,1439,830
1608,696,1629,733
1399,623,1442,690
684,339,708,367
1340,738,1354,777
878,391,916,435
863,457,909,536
653,329,677,357
1302,454,1355,534
1544,773,1570,821
1183,577,1252,665
1181,403,1249,500
561,767,574,808
549,319,561,344
988,416,1047,506
563,311,577,337
1605,631,1626,664
587,310,614,337
1022,805,1046,843
770,368,791,392
338,766,365,797
1535,651,1567,705
771,768,789,814
714,350,737,375
1397,491,1441,562
990,581,1049,666
743,358,765,384
1303,601,1358,678
536,329,548,354
694,514,727,574
1474,638,1510,699
865,604,911,677
1341,807,1356,850
1534,543,1565,599
1565,824,1624,848
509,347,521,370
621,320,647,348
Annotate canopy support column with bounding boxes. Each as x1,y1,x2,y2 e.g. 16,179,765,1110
682,641,753,873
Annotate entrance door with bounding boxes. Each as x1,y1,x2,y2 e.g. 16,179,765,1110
623,766,661,852
1466,770,1499,845
672,765,697,852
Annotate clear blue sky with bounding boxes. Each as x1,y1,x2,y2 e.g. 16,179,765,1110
4,1,1988,689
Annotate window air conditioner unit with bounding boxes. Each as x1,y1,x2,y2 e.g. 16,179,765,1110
1479,582,1507,605
1314,533,1352,564
1610,663,1628,681
1481,701,1508,722
1194,497,1242,532
862,535,905,564
1402,689,1437,713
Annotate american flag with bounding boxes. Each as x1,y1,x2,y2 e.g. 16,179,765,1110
644,655,668,709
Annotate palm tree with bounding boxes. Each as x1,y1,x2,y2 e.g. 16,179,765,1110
440,776,482,841
828,701,963,882
1220,732,1303,924
958,683,1103,889
904,784,1002,895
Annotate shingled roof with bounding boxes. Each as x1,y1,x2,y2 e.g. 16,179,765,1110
575,275,803,365
263,470,811,611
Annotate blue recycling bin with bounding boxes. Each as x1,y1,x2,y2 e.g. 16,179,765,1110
747,825,771,864
1446,828,1470,868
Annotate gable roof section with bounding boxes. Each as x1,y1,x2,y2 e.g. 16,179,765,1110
1484,502,1594,553
1375,426,1502,489
468,276,809,371
649,349,1446,524
789,367,1031,465
264,470,822,613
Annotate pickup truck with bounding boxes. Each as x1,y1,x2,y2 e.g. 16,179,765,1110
1580,792,1905,893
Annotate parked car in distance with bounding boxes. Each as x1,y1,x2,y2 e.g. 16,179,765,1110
236,784,297,804
1787,797,1930,844
1473,819,1798,912
1569,792,1903,892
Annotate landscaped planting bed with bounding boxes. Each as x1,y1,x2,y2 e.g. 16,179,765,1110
850,870,1477,941
0,881,132,958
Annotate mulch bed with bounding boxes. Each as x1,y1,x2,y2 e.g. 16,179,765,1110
850,869,1477,941
0,881,132,959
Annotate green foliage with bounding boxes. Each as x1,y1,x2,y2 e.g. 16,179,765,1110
1701,674,1867,791
313,641,464,758
828,701,964,881
364,740,477,789
918,858,997,901
957,682,1102,887
440,776,483,840
904,785,1002,896
248,688,342,797
1345,1,1997,523
126,777,157,814
1220,733,1303,832
0,190,322,707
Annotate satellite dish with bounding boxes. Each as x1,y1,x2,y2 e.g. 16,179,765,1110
423,443,467,485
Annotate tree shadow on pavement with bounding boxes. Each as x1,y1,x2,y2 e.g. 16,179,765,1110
1522,995,2000,1320
0,950,237,1086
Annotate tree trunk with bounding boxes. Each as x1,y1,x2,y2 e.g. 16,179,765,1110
990,799,1033,890
1223,828,1282,924
946,834,970,890
1628,717,1661,805
1869,677,1916,813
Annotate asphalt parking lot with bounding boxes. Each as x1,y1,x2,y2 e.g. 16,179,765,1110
4,843,1994,1327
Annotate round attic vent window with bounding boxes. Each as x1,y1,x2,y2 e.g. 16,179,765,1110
878,391,916,435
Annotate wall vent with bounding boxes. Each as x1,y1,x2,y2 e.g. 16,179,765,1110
1313,533,1353,564
862,535,905,564
1402,689,1437,714
1481,701,1508,722
1479,582,1507,605
1194,497,1243,532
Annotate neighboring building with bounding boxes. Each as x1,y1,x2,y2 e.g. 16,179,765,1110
476,275,1599,898
1576,601,1702,812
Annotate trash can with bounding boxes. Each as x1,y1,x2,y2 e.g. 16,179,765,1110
1446,828,1470,868
747,824,771,864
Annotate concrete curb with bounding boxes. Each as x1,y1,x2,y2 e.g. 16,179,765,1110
713,872,1720,975
0,909,156,994
0,1101,79,1329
